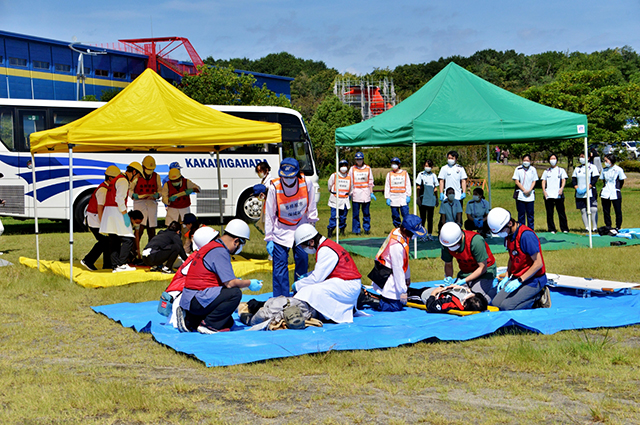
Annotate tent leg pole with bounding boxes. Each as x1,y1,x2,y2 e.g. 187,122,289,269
69,145,74,284
413,143,417,259
486,143,492,208
31,153,40,269
216,151,224,234
335,147,339,243
585,137,592,248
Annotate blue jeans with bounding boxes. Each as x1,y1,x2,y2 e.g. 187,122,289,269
516,200,535,229
391,205,409,228
352,202,371,234
375,296,405,312
272,242,308,298
492,274,547,311
328,207,348,231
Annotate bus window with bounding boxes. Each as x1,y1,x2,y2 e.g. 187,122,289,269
284,140,315,176
278,113,306,142
52,108,93,127
0,108,15,151
19,110,46,152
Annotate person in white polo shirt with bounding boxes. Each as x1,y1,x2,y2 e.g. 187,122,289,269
541,153,569,234
438,150,467,203
572,152,599,232
599,154,627,230
512,154,538,229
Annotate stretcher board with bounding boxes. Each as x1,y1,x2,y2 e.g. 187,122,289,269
546,273,640,297
406,302,499,316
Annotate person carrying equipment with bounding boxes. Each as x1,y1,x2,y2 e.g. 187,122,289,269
264,158,319,297
599,154,626,230
384,157,411,228
438,222,496,303
487,207,550,310
175,219,263,334
292,224,362,323
161,167,201,224
365,215,426,312
99,162,143,272
130,155,162,259
142,221,188,273
81,165,117,271
438,150,468,203
572,152,600,232
327,159,352,238
349,151,375,235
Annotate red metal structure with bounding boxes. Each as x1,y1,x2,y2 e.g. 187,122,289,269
118,37,205,76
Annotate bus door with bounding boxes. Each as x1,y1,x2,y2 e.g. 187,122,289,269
18,109,49,213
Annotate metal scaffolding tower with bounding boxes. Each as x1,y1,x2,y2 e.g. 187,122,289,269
334,77,396,120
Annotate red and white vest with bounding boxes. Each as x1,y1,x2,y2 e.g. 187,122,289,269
165,251,198,293
317,238,362,281
273,176,309,226
448,230,496,274
184,240,225,291
507,225,546,279
104,175,126,208
134,172,159,196
87,181,109,214
375,228,409,273
167,177,191,209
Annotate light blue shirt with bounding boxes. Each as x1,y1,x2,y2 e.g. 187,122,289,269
417,171,439,207
465,199,490,220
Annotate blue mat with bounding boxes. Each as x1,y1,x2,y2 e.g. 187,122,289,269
92,281,640,367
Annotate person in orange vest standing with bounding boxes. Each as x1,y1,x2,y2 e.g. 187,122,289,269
349,152,376,235
327,159,352,238
384,157,411,228
161,167,201,225
130,155,162,259
264,158,319,297
81,165,118,271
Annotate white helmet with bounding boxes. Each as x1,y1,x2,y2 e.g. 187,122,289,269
439,222,463,247
192,226,219,251
294,223,318,246
224,219,251,241
487,207,512,234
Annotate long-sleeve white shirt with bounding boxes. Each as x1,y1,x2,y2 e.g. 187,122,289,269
373,241,410,300
349,165,374,203
264,176,318,248
384,169,411,207
327,172,352,210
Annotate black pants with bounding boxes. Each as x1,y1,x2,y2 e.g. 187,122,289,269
419,205,435,235
601,197,623,229
186,287,242,330
109,235,134,268
84,227,112,269
142,244,181,268
544,198,569,232
464,219,490,236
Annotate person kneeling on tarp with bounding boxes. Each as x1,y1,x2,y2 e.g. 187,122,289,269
418,285,488,314
364,214,427,312
438,221,496,304
487,207,551,310
175,219,263,334
142,220,188,273
291,224,362,323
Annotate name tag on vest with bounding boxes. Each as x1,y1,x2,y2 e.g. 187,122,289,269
391,175,405,187
282,198,308,220
354,171,368,183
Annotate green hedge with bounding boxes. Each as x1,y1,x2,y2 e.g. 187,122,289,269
619,160,640,173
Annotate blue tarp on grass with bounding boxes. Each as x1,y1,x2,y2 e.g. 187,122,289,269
92,281,640,367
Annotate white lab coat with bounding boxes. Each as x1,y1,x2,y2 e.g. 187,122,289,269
384,169,411,207
349,165,374,203
327,172,352,210
372,241,410,301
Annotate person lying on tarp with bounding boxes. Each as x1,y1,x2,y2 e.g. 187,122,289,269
361,214,427,312
408,285,488,313
487,207,551,310
438,221,496,304
157,226,219,328
290,224,362,323
175,219,263,334
237,296,322,330
142,220,188,274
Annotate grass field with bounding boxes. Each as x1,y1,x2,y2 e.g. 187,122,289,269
1,162,640,424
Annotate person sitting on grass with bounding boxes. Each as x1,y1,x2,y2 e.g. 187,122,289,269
408,285,488,314
439,187,462,230
142,221,188,273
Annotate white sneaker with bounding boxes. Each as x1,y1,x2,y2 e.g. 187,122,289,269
113,264,136,273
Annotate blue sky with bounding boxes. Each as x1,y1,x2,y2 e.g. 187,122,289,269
1,0,639,74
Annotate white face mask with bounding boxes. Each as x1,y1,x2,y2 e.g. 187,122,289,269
303,246,317,255
448,159,456,166
424,167,431,173
472,195,480,202
282,177,297,187
550,159,557,167
447,193,455,201
391,164,399,171
579,157,586,165
234,241,244,255
497,231,509,238
258,172,266,179
449,243,461,251
356,159,364,165
604,162,611,169
522,161,530,168
339,166,348,174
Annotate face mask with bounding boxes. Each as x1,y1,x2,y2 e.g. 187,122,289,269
448,159,456,166
579,157,586,165
172,181,181,188
356,159,364,165
339,167,348,174
472,195,480,202
234,241,244,255
550,159,557,167
604,162,611,169
447,194,455,201
303,246,317,255
258,172,265,179
133,225,140,230
497,231,509,238
391,164,399,171
282,177,297,187
522,161,530,168
424,167,431,173
449,243,461,251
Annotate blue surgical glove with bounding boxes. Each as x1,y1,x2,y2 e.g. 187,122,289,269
131,193,139,200
253,184,267,196
291,281,298,293
406,196,411,203
474,219,484,229
460,193,466,200
386,199,391,206
185,188,194,195
496,275,511,292
248,279,263,292
370,193,377,201
123,212,131,228
443,276,456,286
168,195,178,202
266,241,274,256
440,193,445,201
153,192,160,199
296,272,309,282
504,278,522,293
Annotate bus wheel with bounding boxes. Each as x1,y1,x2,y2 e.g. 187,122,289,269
73,193,91,232
237,191,262,223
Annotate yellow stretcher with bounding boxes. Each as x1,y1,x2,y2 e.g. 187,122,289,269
406,301,499,316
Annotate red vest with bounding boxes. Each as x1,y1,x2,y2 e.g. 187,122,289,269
167,177,191,209
183,240,225,291
448,230,496,274
316,238,362,281
134,172,159,196
506,225,546,278
165,251,198,293
87,182,109,214
104,175,125,208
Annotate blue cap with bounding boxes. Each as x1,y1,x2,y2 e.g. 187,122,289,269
355,152,364,160
169,161,182,169
253,184,267,196
401,214,427,237
279,157,300,177
339,159,348,167
391,157,401,164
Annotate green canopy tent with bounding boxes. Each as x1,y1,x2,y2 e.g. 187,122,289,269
335,62,593,251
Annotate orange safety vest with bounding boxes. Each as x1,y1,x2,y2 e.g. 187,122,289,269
352,165,372,189
331,173,351,198
389,170,409,193
375,228,409,273
273,176,309,226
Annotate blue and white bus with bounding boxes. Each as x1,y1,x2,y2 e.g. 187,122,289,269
0,99,319,225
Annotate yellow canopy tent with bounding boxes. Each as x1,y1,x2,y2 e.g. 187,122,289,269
29,68,282,282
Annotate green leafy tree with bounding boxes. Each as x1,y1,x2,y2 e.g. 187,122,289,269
99,88,122,102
